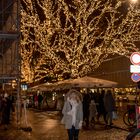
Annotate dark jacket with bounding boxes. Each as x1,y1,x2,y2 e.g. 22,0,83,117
104,92,115,112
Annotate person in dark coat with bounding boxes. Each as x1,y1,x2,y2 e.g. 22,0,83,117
97,90,107,124
1,93,11,129
104,90,115,126
83,91,91,128
38,94,43,109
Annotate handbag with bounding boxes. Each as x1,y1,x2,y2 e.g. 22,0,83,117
112,111,118,120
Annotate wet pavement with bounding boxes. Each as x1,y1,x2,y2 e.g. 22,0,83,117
0,108,140,140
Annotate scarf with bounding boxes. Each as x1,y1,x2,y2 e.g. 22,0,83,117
68,99,78,126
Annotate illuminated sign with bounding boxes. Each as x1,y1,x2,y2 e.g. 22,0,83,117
131,73,140,82
130,65,140,73
130,52,140,82
130,52,140,65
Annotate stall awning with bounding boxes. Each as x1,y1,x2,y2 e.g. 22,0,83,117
29,76,118,91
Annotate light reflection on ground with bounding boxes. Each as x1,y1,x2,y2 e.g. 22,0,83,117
1,103,140,140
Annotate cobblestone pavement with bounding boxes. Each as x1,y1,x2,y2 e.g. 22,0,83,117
0,109,140,140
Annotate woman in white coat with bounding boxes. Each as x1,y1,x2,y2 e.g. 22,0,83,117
61,89,83,140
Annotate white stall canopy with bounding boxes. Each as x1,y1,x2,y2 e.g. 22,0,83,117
29,76,118,91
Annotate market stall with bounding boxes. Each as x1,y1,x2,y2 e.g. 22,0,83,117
29,76,118,91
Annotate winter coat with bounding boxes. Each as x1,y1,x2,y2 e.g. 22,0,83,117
61,100,83,129
104,93,115,112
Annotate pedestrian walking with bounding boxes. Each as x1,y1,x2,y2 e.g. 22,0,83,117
34,94,38,108
83,90,91,129
61,89,83,140
97,90,107,124
89,99,97,127
104,90,116,127
38,93,43,109
1,93,11,130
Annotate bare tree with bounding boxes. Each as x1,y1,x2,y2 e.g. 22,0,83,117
21,0,140,83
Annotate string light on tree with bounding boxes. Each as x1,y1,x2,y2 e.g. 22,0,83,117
20,0,140,83
130,0,138,4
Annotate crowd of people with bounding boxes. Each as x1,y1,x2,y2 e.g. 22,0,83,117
61,88,116,140
30,89,116,132
0,88,116,137
33,93,43,109
82,89,116,129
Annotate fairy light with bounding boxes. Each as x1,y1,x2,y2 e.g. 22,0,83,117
130,0,138,4
20,0,140,83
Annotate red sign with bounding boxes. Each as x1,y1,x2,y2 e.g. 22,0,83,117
131,73,140,82
130,52,140,65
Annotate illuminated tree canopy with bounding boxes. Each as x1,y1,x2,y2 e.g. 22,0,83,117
21,0,140,83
